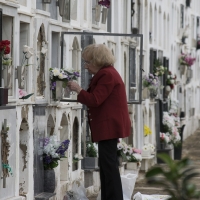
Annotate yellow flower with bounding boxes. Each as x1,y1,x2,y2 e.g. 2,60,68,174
144,125,152,137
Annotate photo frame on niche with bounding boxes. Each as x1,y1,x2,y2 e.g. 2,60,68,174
58,32,143,104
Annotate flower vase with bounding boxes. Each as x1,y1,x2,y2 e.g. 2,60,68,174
2,66,8,88
17,65,27,89
56,81,63,101
186,68,193,79
102,7,108,24
149,89,158,100
118,156,123,167
160,142,166,150
142,88,149,100
95,5,101,22
126,162,140,170
180,65,187,75
44,169,56,193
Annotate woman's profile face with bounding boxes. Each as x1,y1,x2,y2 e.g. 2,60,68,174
83,60,99,75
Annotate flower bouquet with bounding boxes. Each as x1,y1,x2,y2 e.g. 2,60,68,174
0,40,10,56
43,136,70,170
179,53,196,67
98,0,110,8
143,74,163,99
49,68,80,100
165,71,176,97
153,59,167,77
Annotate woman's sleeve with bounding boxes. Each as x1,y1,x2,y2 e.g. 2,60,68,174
77,72,115,107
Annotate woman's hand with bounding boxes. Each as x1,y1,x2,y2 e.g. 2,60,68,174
67,81,82,94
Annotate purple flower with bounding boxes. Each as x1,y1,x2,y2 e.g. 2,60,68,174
98,0,110,8
73,71,80,77
56,139,70,157
43,137,50,146
43,154,52,164
51,82,56,90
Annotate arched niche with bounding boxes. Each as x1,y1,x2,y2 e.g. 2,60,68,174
72,117,79,171
47,114,55,136
37,23,46,96
19,118,29,196
60,113,69,181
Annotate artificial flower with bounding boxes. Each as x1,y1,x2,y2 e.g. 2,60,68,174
144,125,152,137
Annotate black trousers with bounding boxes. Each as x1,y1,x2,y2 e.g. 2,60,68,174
98,139,123,200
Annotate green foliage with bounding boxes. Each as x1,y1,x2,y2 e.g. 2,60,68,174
86,141,97,157
19,93,34,100
44,158,60,170
145,153,200,200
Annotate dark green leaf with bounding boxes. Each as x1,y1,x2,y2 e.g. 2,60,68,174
146,167,164,177
20,93,34,99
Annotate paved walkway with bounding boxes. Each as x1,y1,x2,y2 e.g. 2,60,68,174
87,128,200,199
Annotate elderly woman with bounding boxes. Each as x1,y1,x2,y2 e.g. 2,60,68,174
68,44,130,200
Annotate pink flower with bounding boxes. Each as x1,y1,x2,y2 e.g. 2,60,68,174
18,89,27,98
133,148,142,154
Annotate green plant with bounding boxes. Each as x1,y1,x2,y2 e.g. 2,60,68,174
145,153,200,200
86,141,97,157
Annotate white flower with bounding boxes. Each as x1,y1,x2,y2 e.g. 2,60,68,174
52,68,60,76
165,85,171,92
170,80,175,84
117,143,123,150
132,153,142,161
58,73,64,79
3,54,11,60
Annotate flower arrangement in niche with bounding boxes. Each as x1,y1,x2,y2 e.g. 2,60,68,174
49,67,80,100
98,0,110,8
143,73,163,99
43,136,70,170
0,40,12,67
165,71,177,95
0,40,10,56
117,139,142,163
73,153,83,163
144,125,152,137
153,59,167,77
86,141,98,157
179,53,196,67
160,132,170,144
143,73,162,92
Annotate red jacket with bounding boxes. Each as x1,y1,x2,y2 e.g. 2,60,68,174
77,65,131,142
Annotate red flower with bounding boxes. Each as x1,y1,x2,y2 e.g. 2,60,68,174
0,40,11,55
170,84,174,89
4,46,10,54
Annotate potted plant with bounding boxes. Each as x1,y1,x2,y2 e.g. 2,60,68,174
146,153,200,199
42,136,70,193
81,141,98,169
126,150,142,171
